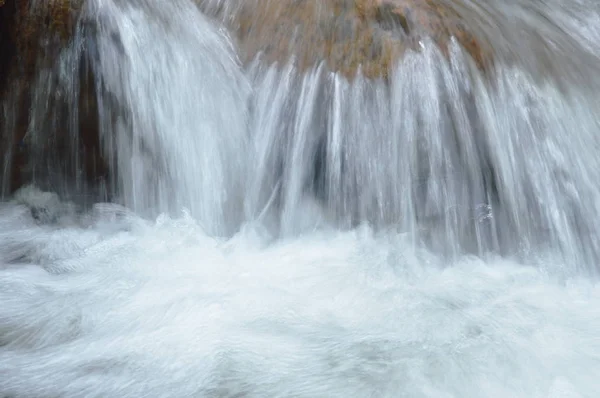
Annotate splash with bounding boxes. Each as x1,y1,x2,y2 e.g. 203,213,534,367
2,0,600,396
85,0,251,236
4,0,600,264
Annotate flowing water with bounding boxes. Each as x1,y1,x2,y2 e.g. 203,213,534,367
2,0,600,396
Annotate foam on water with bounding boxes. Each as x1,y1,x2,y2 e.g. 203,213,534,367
2,0,600,396
1,191,600,397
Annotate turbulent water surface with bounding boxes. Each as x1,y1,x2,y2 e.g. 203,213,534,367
2,0,600,396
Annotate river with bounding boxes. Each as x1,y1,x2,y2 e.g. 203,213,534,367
1,0,600,396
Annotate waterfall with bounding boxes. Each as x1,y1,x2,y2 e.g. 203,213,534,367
16,0,598,269
83,0,251,236
2,0,600,396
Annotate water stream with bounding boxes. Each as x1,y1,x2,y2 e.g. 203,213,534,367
1,0,600,396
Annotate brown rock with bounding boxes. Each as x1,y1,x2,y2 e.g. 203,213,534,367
0,0,105,197
198,0,492,79
2,0,78,79
1,0,491,195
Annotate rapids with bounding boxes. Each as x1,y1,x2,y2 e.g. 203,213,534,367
2,0,600,396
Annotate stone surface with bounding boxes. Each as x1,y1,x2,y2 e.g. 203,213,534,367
0,0,106,197
0,0,491,195
198,0,492,78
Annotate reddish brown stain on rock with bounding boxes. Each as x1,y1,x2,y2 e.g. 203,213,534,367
1,0,491,193
0,0,105,195
198,0,492,78
377,0,491,71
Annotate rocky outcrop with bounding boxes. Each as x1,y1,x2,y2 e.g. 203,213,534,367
0,0,491,196
0,0,78,90
0,0,106,198
198,0,492,78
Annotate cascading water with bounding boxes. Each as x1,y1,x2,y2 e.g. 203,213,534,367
82,0,251,236
2,0,600,396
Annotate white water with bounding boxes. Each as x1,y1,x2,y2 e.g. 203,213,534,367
2,188,600,397
2,0,600,396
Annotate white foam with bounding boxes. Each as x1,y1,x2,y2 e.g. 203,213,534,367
2,0,600,396
1,200,600,397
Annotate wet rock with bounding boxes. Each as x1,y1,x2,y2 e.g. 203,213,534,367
198,0,492,78
0,0,106,198
0,0,491,196
0,0,78,85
